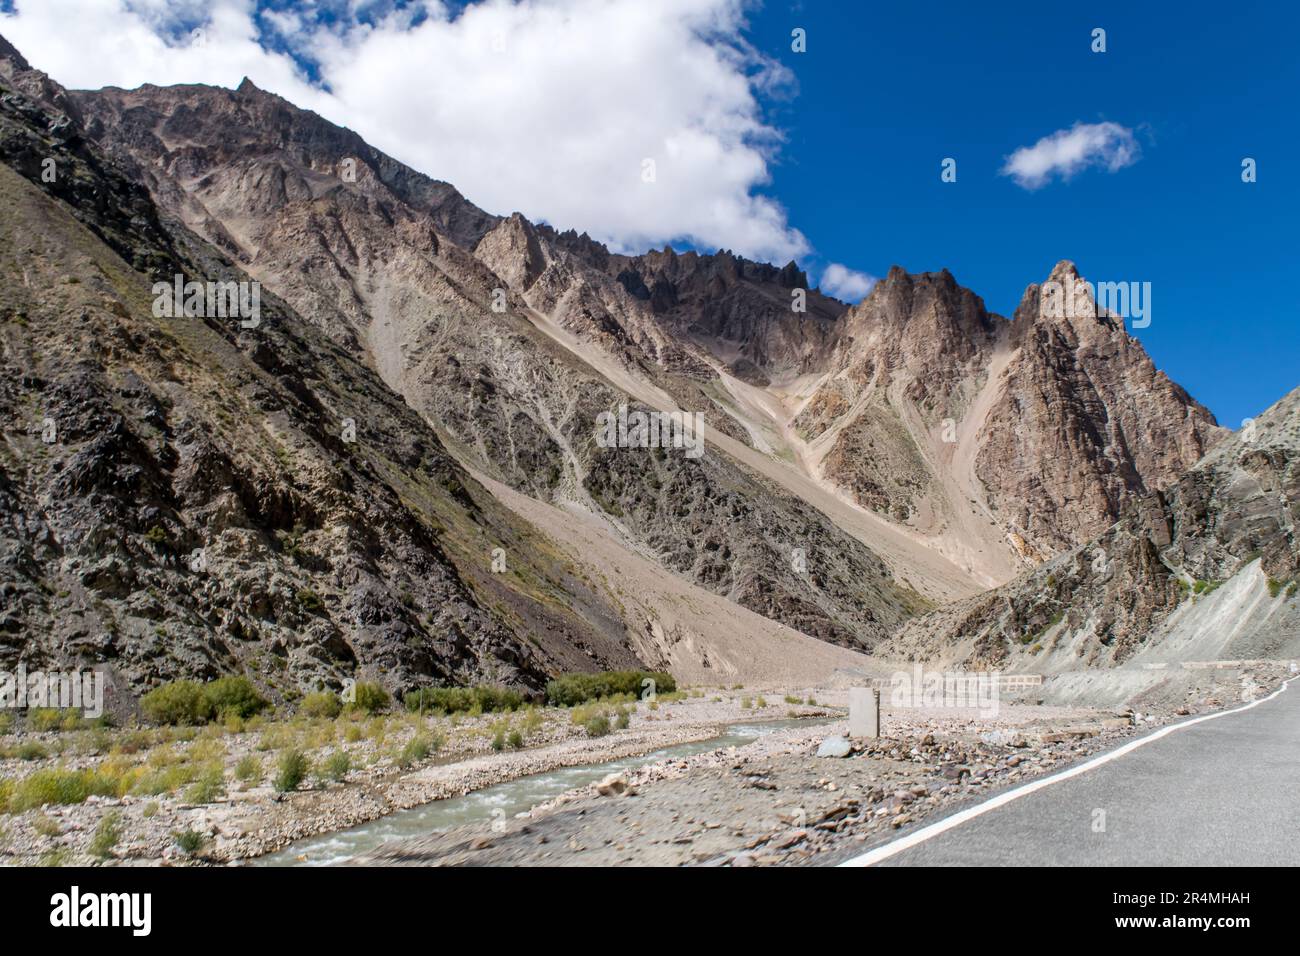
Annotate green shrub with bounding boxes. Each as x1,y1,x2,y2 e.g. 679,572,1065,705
396,734,440,769
490,731,505,752
583,714,611,738
273,749,309,792
301,691,342,719
1267,578,1287,599
403,685,524,715
544,671,676,707
348,682,390,715
203,676,268,720
296,588,325,613
89,811,123,860
16,741,48,761
173,829,205,855
321,751,350,781
507,729,524,749
614,708,630,730
184,765,224,804
140,681,213,726
234,755,262,784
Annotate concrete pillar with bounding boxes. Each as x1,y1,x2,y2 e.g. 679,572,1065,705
849,687,879,738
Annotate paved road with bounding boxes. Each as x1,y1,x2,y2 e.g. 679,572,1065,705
833,679,1300,866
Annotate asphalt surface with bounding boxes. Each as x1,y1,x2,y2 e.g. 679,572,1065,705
832,679,1300,866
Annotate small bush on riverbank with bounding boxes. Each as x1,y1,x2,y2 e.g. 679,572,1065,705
544,670,675,707
184,764,225,804
273,749,309,792
321,751,351,781
173,829,205,855
235,755,262,784
396,733,441,768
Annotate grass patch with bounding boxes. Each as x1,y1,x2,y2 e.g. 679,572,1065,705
6,767,119,812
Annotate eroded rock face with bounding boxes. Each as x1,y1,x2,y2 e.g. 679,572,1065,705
792,261,1224,576
69,74,925,649
885,388,1300,668
0,50,650,699
977,261,1225,554
2,31,1270,691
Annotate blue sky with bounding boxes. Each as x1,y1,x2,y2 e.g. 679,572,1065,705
2,0,1293,426
743,0,1298,427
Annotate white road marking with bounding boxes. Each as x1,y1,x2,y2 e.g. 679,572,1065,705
838,676,1297,867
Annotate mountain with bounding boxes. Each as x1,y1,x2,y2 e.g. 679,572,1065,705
0,42,684,697
0,36,927,702
885,386,1300,669
70,75,934,649
0,32,1262,699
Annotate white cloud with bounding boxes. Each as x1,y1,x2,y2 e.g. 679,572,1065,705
820,263,876,302
0,0,809,262
1001,121,1140,190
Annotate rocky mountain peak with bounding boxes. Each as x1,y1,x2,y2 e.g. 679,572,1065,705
475,211,548,291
